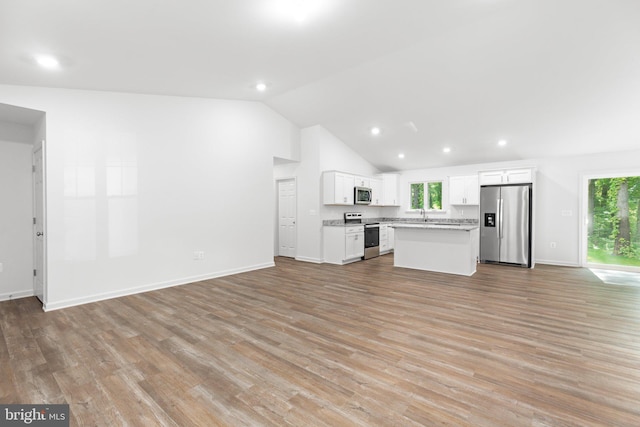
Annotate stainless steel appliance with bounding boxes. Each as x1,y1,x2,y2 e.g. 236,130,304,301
363,223,380,259
354,186,372,205
480,183,532,267
343,212,380,260
344,212,363,224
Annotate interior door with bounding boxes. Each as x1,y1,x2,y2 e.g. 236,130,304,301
33,142,45,303
278,179,296,258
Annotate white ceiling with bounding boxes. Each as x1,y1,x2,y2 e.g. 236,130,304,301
1,0,639,171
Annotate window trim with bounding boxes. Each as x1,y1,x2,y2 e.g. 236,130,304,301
408,179,445,212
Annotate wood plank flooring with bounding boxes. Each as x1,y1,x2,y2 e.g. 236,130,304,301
2,255,640,426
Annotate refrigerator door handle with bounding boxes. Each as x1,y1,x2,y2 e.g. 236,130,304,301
499,198,504,239
496,199,501,240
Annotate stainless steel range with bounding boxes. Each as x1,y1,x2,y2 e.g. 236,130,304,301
344,212,380,260
363,222,380,259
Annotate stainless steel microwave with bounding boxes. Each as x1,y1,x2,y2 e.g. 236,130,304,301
354,186,372,205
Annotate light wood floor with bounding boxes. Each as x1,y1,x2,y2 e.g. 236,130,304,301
2,255,640,426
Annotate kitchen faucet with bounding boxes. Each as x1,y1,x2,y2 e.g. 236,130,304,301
420,208,428,222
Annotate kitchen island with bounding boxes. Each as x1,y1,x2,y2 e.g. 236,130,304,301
392,223,479,276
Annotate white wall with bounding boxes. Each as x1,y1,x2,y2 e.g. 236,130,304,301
0,85,299,310
0,139,34,300
0,121,34,144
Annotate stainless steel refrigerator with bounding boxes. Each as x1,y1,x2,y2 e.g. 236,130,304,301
480,184,532,267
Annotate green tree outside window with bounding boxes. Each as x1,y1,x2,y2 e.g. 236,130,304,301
588,176,640,267
411,181,442,210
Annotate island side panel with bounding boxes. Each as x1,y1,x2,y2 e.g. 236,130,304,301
393,227,478,276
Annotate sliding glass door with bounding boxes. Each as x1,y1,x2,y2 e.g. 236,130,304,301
584,174,640,271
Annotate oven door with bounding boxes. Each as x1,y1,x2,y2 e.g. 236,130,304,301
363,224,380,259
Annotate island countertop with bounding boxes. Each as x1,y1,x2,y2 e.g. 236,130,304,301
391,223,479,231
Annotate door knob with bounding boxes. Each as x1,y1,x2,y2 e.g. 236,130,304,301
36,232,44,237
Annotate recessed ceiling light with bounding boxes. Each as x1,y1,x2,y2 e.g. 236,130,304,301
443,147,451,153
371,127,381,136
255,82,268,92
398,153,405,159
498,139,508,147
270,0,327,24
35,55,60,69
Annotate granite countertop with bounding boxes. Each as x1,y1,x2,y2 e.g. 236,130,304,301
323,217,479,228
392,223,479,231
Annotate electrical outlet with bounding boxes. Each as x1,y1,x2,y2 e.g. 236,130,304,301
193,251,205,260
550,242,557,249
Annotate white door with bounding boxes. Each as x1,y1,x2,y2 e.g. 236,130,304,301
33,142,45,303
278,179,296,257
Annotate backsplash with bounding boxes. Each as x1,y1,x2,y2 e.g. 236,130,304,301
323,217,479,226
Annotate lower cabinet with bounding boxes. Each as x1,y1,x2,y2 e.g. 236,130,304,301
323,225,365,264
380,224,395,254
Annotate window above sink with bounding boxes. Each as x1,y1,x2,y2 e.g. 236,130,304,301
409,180,443,212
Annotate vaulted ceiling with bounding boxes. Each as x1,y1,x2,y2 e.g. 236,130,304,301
1,0,639,171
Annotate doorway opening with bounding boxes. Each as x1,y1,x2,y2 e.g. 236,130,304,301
584,173,640,272
0,103,46,306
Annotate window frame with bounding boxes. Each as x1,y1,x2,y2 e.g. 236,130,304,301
408,179,444,212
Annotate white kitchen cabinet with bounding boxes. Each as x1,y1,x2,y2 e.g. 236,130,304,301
504,169,533,184
478,170,504,186
323,225,364,264
381,173,400,206
345,229,365,260
379,224,395,254
449,175,479,205
354,176,370,188
323,171,355,205
380,224,389,253
369,178,383,206
479,168,533,186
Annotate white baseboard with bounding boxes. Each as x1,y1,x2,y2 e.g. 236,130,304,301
43,262,275,312
294,256,323,264
0,289,34,302
534,259,581,267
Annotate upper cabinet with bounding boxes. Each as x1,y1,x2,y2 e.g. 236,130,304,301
369,178,383,206
479,168,534,186
381,173,400,206
322,171,400,206
354,176,370,188
323,171,355,205
449,175,479,205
